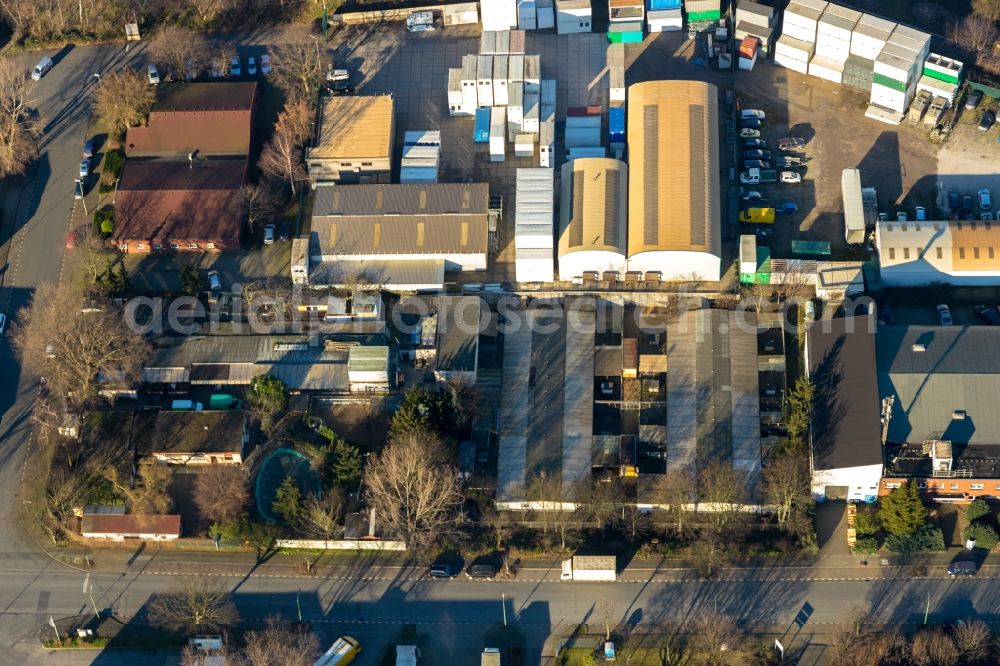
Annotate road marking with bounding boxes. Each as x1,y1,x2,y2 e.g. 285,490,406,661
82,572,89,593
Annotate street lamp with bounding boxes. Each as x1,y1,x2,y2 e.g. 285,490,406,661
93,73,101,84
75,179,88,215
309,33,321,59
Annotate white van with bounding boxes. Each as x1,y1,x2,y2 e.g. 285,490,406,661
171,399,204,411
31,56,54,81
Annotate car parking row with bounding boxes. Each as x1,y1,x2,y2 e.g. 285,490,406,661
146,51,273,85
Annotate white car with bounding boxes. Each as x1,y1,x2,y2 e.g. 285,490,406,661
263,224,276,245
260,54,272,75
937,304,953,326
779,171,801,184
979,188,992,211
147,64,160,84
896,211,907,222
326,68,350,82
741,191,764,202
740,109,766,120
229,56,241,77
247,56,258,76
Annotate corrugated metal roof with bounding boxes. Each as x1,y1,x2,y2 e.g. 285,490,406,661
309,259,445,289
437,296,481,372
81,514,181,537
309,95,394,160
562,305,594,496
312,183,489,257
347,345,389,372
137,411,245,455
498,309,531,500
626,81,721,257
557,158,628,257
515,168,554,242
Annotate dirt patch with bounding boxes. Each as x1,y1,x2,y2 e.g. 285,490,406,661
168,469,210,537
313,399,390,451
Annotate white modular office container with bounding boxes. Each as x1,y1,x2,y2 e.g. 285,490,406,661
515,247,555,282
539,118,554,168
443,2,479,25
493,55,509,106
537,0,555,28
496,29,511,54
556,0,592,33
461,55,479,111
647,8,682,32
610,65,625,103
477,55,494,107
524,55,541,93
541,79,556,108
916,75,958,104
736,1,775,29
480,30,498,55
523,92,540,133
817,4,860,44
401,131,440,183
874,43,918,88
508,54,524,91
508,85,524,123
782,0,827,44
870,83,908,113
508,117,522,142
490,107,506,161
889,24,931,62
809,54,845,83
923,53,963,85
514,133,535,157
850,13,894,60
448,68,468,116
518,0,537,29
774,39,812,73
481,0,518,31
510,29,526,54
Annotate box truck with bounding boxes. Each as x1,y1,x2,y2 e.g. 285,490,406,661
560,555,616,581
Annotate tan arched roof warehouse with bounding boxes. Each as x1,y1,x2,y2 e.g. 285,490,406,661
557,157,629,279
626,80,721,278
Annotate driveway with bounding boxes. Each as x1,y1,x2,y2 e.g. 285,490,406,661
123,241,290,294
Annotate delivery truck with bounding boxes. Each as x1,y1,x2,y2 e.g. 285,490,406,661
739,167,777,185
738,207,776,224
560,555,616,581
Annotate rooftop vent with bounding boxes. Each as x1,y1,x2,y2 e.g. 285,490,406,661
912,343,926,352
953,410,967,420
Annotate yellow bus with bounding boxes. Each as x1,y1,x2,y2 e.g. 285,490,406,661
314,636,361,666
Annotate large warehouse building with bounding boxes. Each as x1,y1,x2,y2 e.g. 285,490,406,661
557,158,629,280
626,81,722,281
876,219,1000,286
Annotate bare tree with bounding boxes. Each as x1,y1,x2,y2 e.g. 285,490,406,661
363,431,464,551
974,0,1000,21
297,488,346,541
240,182,277,235
242,616,320,666
743,283,774,313
10,285,150,409
586,473,625,534
910,627,959,666
195,465,249,525
148,576,238,634
696,461,749,578
948,15,999,60
952,620,990,664
271,41,324,106
65,223,111,286
686,611,754,666
280,99,315,146
761,452,809,529
258,116,308,196
181,644,231,666
524,470,578,551
149,27,209,81
649,465,697,535
101,462,172,515
0,58,38,179
94,69,155,139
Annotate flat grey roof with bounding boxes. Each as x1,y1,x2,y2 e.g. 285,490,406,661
436,296,481,372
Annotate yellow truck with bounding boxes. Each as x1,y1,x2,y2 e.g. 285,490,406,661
739,207,776,224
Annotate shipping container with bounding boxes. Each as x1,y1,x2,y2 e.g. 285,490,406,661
481,0,518,31
610,64,625,102
648,0,680,8
849,13,894,60
508,116,522,142
923,53,963,85
508,85,524,123
510,29,526,53
490,106,506,161
736,0,774,28
556,0,592,33
609,106,625,142
523,92,540,133
444,2,479,25
474,108,491,143
539,118,555,167
739,36,760,58
508,54,524,89
608,21,643,43
774,35,814,63
565,126,601,148
524,55,541,93
514,133,535,157
809,54,845,83
567,146,607,158
480,30,497,55
647,8,682,32
541,79,556,107
493,55,509,106
537,0,555,28
477,55,494,107
817,4,860,43
447,68,470,116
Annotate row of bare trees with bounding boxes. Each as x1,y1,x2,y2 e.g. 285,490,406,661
0,58,39,179
832,612,994,666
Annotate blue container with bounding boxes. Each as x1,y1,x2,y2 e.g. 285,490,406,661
610,132,625,143
474,108,490,143
609,107,625,133
648,0,681,9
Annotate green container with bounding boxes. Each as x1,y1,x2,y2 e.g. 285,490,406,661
687,9,721,21
922,67,960,85
210,393,241,409
872,72,907,92
608,31,643,43
791,240,832,257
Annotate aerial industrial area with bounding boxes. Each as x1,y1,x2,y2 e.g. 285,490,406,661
0,0,1000,663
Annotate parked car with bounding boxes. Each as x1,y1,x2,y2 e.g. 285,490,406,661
278,221,292,241
741,191,764,202
948,190,959,210
744,138,766,149
779,171,801,184
260,54,272,75
739,128,760,138
937,304,953,326
777,137,806,152
979,110,996,131
329,80,354,95
965,89,983,110
744,160,771,170
948,559,977,577
742,149,771,160
207,270,222,293
82,139,94,159
147,64,160,84
326,68,350,82
983,213,993,221
229,56,241,77
979,188,992,211
78,159,89,179
466,564,498,579
740,118,763,129
247,56,258,76
775,202,798,214
915,206,926,221
31,56,53,81
962,194,974,213
974,305,1000,326
740,109,766,120
896,211,907,221
429,564,458,579
263,224,276,245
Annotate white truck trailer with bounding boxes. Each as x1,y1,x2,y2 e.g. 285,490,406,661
560,555,616,581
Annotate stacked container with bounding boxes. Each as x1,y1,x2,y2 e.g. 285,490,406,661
490,107,507,161
447,68,470,116
540,80,556,168
510,29,526,53
514,133,535,157
871,43,920,114
685,0,721,37
842,13,893,92
524,55,541,93
608,0,643,42
537,0,555,28
515,168,555,283
508,85,524,123
774,36,814,74
565,106,602,154
608,44,626,104
739,36,759,71
481,0,518,31
474,108,491,143
523,92,540,132
646,0,682,32
443,2,480,25
480,30,498,55
477,55,494,107
493,55,510,106
917,53,963,103
518,0,537,29
461,55,479,110
556,0,592,33
400,131,440,184
734,1,776,55
609,106,625,156
809,4,860,83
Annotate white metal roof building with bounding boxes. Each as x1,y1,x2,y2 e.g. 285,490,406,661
515,168,555,283
876,219,1000,286
557,158,628,280
626,81,722,281
400,130,440,184
842,168,866,245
